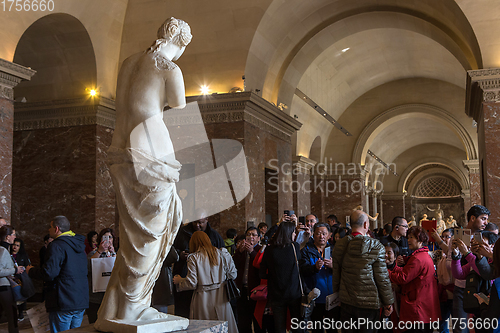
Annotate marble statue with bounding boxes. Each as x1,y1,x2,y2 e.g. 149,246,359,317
446,215,458,229
353,205,379,222
94,17,192,332
408,214,417,227
419,214,428,227
427,204,444,221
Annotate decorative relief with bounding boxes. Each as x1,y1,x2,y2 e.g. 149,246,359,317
467,69,500,103
14,97,116,131
0,85,13,100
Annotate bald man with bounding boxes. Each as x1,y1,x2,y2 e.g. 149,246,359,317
332,210,393,333
0,218,7,227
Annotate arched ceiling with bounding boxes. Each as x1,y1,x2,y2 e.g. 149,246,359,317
296,28,465,121
245,0,481,105
368,117,464,164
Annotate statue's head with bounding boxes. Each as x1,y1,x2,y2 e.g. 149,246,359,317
157,17,192,47
148,17,192,54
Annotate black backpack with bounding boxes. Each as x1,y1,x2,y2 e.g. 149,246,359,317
463,270,491,315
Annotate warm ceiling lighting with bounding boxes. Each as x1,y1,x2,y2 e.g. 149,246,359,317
200,85,209,95
89,89,97,97
341,48,350,53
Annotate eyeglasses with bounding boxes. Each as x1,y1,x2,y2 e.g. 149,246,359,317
398,224,409,229
246,233,259,237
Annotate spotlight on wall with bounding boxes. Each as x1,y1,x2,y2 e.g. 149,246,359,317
201,85,209,95
86,87,99,97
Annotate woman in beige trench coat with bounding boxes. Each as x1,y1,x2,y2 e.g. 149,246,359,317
173,231,238,333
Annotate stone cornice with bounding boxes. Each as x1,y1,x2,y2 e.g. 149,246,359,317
466,68,500,122
292,156,316,174
14,97,116,130
186,92,302,142
13,92,303,140
0,58,36,100
463,159,480,173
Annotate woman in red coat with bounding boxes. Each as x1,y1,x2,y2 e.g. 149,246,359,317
389,226,441,333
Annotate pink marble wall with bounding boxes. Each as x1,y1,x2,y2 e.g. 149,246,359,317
12,125,115,265
382,199,405,226
0,98,13,223
292,172,311,217
480,103,500,224
309,175,365,226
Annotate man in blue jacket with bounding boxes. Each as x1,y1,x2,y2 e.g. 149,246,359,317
27,216,89,333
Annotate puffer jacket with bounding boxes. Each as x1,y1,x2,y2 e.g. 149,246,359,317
332,234,394,309
0,247,15,286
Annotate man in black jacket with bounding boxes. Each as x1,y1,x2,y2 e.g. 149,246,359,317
172,211,224,317
27,216,88,333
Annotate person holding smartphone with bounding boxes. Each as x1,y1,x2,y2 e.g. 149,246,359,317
87,228,117,323
300,223,335,331
88,228,117,259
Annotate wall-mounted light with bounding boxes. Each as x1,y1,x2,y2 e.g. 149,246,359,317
342,48,350,53
86,87,99,98
201,85,209,95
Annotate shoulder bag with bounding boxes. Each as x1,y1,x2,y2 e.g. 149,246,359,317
222,250,240,302
292,243,313,319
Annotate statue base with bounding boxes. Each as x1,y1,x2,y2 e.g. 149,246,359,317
68,319,227,333
93,315,189,333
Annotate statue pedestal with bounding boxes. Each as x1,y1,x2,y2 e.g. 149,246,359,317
68,319,227,333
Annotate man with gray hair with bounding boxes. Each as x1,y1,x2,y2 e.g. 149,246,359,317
332,210,393,333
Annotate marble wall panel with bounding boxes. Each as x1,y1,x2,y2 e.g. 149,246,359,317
469,172,481,208
315,176,365,226
0,98,13,223
95,125,115,235
292,172,311,218
481,103,500,223
382,199,405,226
12,125,97,264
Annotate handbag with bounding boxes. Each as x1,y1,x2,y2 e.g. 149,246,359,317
17,271,35,299
292,244,314,319
7,276,26,302
250,284,268,301
222,252,240,302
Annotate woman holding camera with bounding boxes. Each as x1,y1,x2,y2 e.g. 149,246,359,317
88,228,117,259
87,228,117,323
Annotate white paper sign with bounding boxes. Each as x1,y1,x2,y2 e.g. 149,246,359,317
325,292,340,311
27,302,50,333
91,257,116,293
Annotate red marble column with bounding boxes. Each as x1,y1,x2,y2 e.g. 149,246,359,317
292,156,315,217
463,160,480,212
0,59,35,224
466,69,500,223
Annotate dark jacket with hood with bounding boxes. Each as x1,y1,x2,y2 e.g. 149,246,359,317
29,234,89,312
172,222,224,277
332,234,394,309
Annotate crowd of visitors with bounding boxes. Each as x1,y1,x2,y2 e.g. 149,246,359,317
0,204,499,333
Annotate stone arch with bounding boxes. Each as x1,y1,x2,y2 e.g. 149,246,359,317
13,13,97,102
309,136,321,162
397,157,469,194
245,0,481,106
352,104,478,166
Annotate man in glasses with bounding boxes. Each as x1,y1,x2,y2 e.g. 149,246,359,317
381,216,412,264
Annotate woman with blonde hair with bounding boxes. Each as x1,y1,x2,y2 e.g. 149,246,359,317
173,231,238,332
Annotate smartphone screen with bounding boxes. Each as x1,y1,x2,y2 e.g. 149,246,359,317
324,247,331,260
102,235,110,242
